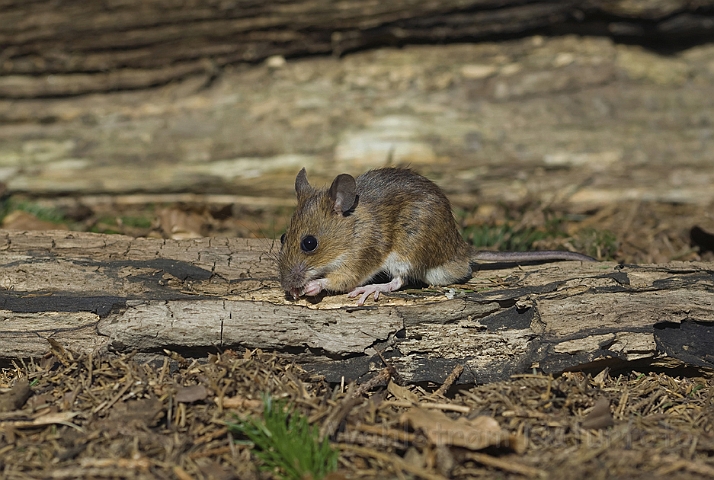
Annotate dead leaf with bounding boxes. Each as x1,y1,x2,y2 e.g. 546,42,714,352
435,444,456,477
33,412,80,427
195,458,236,480
0,378,31,412
581,397,614,430
220,395,263,410
1,411,79,429
388,380,419,403
107,397,164,427
403,446,424,469
61,390,79,411
25,393,54,412
157,207,208,239
1,210,69,231
323,473,349,480
173,466,194,480
80,457,151,469
592,367,610,388
401,407,525,453
176,385,209,403
48,338,74,366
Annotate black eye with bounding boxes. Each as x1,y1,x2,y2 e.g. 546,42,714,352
300,235,318,253
280,233,286,244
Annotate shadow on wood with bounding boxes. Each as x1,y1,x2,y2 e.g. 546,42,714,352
1,230,712,383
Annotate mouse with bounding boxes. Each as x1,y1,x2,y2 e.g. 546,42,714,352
278,167,596,305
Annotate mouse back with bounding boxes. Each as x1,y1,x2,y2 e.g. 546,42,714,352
354,168,471,273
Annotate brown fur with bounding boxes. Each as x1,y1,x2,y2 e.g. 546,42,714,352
278,168,471,296
278,167,594,300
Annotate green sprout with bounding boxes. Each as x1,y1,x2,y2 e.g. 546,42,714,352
118,215,153,229
570,228,619,260
227,396,339,480
458,208,618,260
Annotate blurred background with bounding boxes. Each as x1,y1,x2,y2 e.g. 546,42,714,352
1,0,714,263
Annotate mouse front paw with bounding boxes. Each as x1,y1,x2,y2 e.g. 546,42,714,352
302,278,328,297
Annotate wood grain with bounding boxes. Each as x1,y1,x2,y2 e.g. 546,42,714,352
2,230,712,383
2,0,713,97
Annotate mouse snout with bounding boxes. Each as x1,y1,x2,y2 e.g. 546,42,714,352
279,261,309,295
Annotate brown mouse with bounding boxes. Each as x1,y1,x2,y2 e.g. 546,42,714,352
278,167,595,305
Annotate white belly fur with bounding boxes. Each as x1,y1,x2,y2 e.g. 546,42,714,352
380,252,412,279
424,265,456,286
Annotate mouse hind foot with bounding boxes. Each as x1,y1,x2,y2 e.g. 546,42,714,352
347,277,404,306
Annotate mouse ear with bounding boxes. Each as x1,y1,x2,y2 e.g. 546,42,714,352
328,173,357,215
295,168,311,197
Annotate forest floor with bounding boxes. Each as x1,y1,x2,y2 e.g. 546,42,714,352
1,33,714,479
1,346,713,479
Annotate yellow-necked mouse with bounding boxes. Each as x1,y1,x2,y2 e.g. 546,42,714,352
278,168,595,305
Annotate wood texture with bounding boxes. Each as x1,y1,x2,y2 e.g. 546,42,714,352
2,230,712,383
4,33,714,219
2,0,714,97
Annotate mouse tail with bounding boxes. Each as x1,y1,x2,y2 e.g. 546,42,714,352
471,250,596,263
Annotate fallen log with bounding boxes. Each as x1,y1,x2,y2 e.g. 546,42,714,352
2,0,714,97
1,230,712,383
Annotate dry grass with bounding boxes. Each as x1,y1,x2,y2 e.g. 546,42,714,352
1,345,712,479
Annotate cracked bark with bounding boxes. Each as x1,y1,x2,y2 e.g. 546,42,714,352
1,230,712,383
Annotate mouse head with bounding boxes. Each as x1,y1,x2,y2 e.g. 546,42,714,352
278,168,359,298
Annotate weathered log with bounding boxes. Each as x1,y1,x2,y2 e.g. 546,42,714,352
2,0,714,97
3,32,714,218
1,230,712,383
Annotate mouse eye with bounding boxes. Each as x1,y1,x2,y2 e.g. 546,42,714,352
300,235,318,253
280,233,286,244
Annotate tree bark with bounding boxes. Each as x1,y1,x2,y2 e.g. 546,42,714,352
1,230,712,383
2,0,714,97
